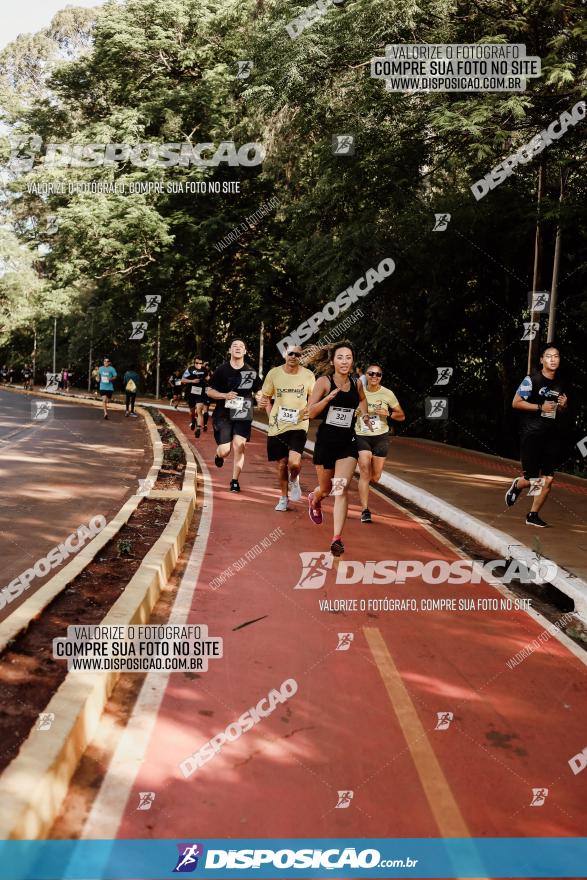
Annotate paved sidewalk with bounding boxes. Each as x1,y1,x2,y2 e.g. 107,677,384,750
383,436,587,583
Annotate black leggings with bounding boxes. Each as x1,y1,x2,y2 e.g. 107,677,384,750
125,391,137,412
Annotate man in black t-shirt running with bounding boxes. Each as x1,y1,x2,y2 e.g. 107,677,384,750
206,339,262,493
22,364,33,391
505,344,568,527
182,357,209,437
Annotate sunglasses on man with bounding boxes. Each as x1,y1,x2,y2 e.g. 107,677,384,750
287,351,302,358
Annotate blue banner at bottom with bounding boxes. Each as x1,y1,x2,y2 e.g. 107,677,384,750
0,838,585,879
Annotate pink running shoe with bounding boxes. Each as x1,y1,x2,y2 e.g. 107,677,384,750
308,492,323,525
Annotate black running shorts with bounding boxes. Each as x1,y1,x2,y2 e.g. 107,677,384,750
520,432,561,479
213,416,252,446
313,435,358,470
356,432,390,457
267,429,307,461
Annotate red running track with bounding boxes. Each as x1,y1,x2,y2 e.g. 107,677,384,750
109,416,587,841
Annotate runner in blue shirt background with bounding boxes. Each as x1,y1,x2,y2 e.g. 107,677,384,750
98,357,117,420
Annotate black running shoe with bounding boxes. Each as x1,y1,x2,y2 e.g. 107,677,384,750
360,508,372,524
190,417,196,430
505,478,523,508
230,479,241,493
330,538,344,557
195,427,201,438
203,425,208,432
214,455,224,468
526,512,548,528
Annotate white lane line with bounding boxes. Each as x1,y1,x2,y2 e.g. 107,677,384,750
80,448,213,839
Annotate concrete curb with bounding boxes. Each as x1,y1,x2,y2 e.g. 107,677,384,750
252,420,587,622
0,413,197,840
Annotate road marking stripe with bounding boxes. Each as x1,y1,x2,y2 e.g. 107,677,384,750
363,626,471,838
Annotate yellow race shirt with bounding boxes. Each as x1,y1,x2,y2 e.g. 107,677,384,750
262,366,315,436
355,385,399,436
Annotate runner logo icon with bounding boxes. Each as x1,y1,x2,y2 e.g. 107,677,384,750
435,711,453,730
130,321,148,340
335,790,354,809
432,213,451,231
136,791,156,810
434,367,453,385
530,788,548,806
36,712,55,731
294,552,333,589
173,844,204,872
143,294,161,313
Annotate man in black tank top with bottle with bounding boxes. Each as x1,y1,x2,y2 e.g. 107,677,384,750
505,343,568,527
306,341,371,556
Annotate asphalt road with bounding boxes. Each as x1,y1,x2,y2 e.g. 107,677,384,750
0,389,151,622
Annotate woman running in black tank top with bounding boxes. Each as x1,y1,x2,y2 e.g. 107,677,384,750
306,341,371,556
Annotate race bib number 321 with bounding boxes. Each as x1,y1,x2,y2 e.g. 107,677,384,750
325,406,353,428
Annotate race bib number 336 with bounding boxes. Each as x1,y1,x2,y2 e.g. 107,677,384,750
278,406,299,424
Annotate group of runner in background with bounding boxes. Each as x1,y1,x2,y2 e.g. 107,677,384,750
3,336,568,554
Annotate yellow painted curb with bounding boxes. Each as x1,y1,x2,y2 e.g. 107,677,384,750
0,413,197,840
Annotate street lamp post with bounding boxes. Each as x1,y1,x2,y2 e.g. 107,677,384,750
547,169,566,344
155,315,161,400
52,316,57,374
87,311,95,392
258,321,264,378
32,324,37,385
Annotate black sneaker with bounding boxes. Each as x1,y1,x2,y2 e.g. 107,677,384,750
505,478,523,508
360,508,372,524
203,425,208,432
214,455,224,468
190,417,196,430
526,512,548,528
230,479,241,493
330,538,344,557
195,427,201,438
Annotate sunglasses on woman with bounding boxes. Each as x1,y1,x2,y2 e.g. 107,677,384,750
367,371,382,377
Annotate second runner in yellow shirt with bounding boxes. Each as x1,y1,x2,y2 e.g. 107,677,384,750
261,346,315,511
355,363,405,523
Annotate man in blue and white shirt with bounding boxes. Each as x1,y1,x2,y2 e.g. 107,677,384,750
505,344,568,527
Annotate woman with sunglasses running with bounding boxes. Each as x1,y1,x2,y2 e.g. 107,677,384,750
306,341,371,557
356,363,405,523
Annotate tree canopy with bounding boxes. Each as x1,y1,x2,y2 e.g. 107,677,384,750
0,0,585,468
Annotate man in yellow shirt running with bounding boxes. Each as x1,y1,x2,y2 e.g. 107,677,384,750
260,345,315,511
355,362,405,523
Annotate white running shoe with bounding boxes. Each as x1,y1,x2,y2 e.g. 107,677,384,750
275,496,289,512
288,477,302,502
